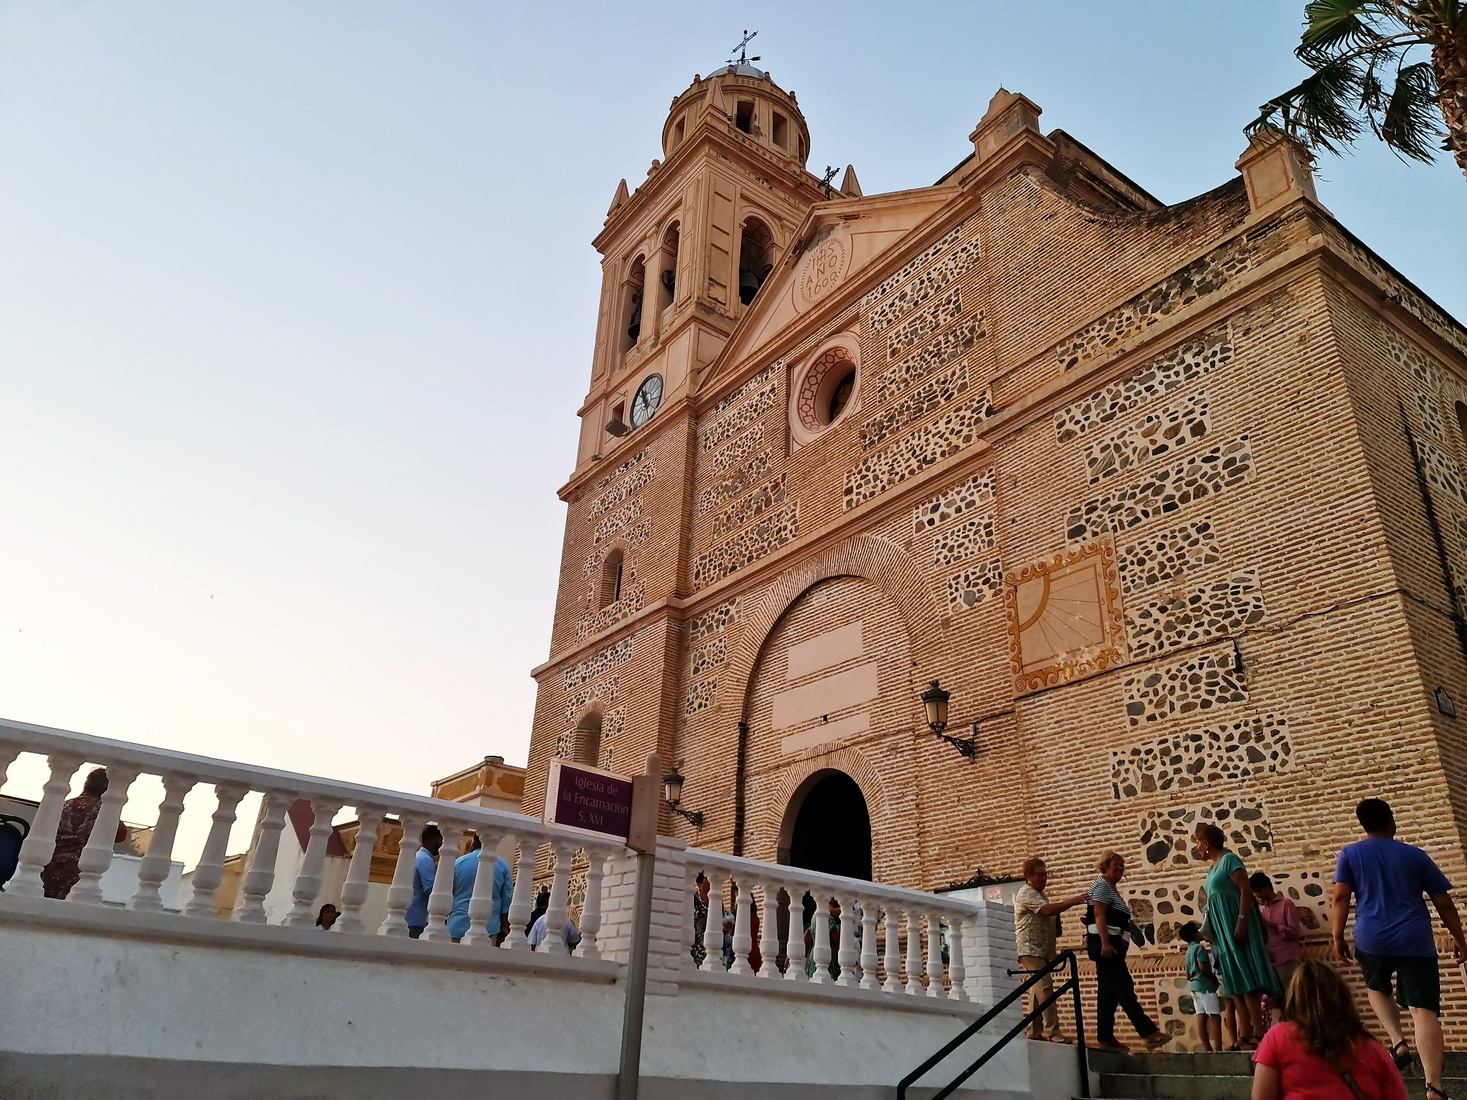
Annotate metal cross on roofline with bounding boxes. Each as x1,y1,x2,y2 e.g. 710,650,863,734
819,165,838,199
727,29,760,67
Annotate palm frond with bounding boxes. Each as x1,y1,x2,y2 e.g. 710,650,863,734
1298,0,1388,65
1375,59,1444,159
1249,58,1369,156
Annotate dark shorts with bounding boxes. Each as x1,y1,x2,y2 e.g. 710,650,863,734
1355,949,1441,1014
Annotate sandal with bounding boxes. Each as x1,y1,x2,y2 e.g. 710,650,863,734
1389,1039,1412,1070
1426,1087,1451,1100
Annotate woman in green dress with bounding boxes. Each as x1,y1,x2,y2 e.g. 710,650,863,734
1194,822,1280,1048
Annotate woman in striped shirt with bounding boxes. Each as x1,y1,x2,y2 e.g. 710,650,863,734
1088,851,1168,1053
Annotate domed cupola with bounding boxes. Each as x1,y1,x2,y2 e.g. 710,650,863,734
661,59,811,167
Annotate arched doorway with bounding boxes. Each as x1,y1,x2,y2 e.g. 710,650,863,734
781,771,872,881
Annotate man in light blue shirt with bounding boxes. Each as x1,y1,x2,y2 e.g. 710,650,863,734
448,833,514,943
405,824,442,938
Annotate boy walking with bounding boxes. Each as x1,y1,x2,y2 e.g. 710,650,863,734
1179,921,1223,1052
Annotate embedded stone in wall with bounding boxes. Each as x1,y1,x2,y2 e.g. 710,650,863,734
1066,437,1255,543
564,675,620,724
1154,978,1201,1046
886,288,963,360
860,364,972,452
599,706,625,770
592,450,645,492
623,520,650,547
933,516,996,566
575,580,647,640
1127,881,1202,948
1054,236,1256,373
1083,393,1211,483
593,499,644,545
685,679,716,715
865,237,981,334
554,729,575,759
688,599,740,644
707,365,778,419
710,424,765,473
1123,647,1246,726
1414,435,1467,508
1125,567,1267,660
710,474,787,538
947,560,1003,611
864,223,962,306
689,637,726,678
698,452,772,514
876,316,986,404
700,382,778,453
1139,799,1273,869
914,469,996,533
843,397,995,510
587,460,656,518
1414,391,1447,442
563,636,635,691
1271,868,1330,931
1054,328,1232,444
692,505,800,589
1117,519,1223,591
1110,712,1292,800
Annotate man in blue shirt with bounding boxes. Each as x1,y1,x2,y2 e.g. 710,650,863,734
1334,797,1466,1099
405,824,442,939
447,833,514,943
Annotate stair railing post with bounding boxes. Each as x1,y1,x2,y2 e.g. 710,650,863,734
1070,951,1091,1098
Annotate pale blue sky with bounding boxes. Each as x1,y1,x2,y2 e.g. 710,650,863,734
1,2,1463,823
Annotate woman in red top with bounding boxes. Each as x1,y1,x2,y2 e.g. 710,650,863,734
1252,959,1408,1099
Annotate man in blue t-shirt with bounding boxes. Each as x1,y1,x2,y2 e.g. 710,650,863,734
1334,797,1466,1099
447,833,514,943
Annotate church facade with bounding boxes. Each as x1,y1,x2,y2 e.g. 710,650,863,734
525,61,1467,1038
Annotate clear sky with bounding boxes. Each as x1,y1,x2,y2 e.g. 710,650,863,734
1,2,1463,838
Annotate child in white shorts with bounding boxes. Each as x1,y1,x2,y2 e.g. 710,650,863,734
1180,921,1223,1052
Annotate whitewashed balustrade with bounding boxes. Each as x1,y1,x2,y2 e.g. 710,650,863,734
0,717,999,1008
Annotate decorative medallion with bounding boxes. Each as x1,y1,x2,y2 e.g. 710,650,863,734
793,224,851,313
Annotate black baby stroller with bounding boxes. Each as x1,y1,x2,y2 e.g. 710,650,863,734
0,813,31,891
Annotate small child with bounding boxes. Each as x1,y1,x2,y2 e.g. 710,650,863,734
1179,921,1223,1052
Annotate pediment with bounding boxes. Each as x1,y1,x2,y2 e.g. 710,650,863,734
698,188,962,398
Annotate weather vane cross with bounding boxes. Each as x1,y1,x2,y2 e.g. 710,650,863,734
819,165,838,199
727,29,760,67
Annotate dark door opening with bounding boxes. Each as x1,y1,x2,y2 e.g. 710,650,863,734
786,771,872,881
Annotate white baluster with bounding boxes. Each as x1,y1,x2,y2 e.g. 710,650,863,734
783,883,807,981
70,766,139,905
925,910,945,998
130,773,196,912
837,896,860,988
542,840,575,955
377,812,424,936
501,840,537,952
463,829,504,947
283,796,343,927
423,823,463,942
702,867,725,974
235,792,292,923
336,806,384,934
183,784,249,919
729,880,754,976
576,849,604,960
859,896,880,990
758,881,779,978
0,741,21,791
947,912,969,1002
8,753,82,899
809,891,834,985
683,865,700,971
904,910,923,994
883,905,903,993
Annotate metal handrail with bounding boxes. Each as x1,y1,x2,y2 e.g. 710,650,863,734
895,949,1090,1100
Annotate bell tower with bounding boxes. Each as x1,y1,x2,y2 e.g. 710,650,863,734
571,60,837,472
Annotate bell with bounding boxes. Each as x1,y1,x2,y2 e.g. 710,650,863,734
739,269,761,306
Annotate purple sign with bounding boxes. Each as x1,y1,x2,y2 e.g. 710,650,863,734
545,761,634,841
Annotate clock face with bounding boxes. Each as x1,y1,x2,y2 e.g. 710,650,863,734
629,373,663,429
